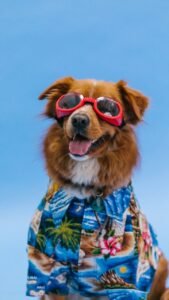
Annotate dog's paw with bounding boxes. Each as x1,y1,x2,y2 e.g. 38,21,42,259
161,289,169,300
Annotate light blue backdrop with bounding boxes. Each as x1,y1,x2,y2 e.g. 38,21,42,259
1,0,169,299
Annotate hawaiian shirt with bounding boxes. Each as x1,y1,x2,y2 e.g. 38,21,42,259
26,181,159,299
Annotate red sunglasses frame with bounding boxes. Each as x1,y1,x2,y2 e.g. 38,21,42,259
55,93,123,127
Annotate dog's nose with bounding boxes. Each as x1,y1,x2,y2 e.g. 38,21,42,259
71,114,89,131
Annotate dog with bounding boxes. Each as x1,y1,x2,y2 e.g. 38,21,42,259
26,77,169,300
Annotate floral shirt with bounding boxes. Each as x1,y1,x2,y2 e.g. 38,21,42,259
26,181,160,299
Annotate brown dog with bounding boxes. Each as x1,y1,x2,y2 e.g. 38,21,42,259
36,77,168,300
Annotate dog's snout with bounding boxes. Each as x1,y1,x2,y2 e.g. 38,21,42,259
71,114,89,131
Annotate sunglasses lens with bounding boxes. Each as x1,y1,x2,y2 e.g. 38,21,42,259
97,98,120,116
59,93,81,109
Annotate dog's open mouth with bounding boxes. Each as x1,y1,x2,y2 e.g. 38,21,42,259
69,134,108,157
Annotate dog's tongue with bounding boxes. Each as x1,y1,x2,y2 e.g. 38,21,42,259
69,140,92,156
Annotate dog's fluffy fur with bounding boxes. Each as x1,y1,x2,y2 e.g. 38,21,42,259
38,77,168,300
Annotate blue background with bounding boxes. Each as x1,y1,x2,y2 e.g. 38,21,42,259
0,0,169,299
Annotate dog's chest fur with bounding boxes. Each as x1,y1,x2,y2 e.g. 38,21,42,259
71,158,100,186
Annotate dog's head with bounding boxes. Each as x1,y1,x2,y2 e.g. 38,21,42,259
39,77,149,196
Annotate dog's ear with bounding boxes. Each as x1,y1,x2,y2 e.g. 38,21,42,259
38,76,74,118
116,80,149,125
39,76,74,100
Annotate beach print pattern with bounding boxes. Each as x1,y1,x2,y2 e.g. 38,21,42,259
26,181,159,299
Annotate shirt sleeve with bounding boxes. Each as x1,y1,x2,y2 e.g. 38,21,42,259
26,245,55,297
26,180,59,297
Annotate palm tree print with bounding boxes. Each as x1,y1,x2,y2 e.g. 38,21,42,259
36,231,46,250
45,217,82,252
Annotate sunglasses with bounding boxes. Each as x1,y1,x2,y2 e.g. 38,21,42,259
55,93,123,127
